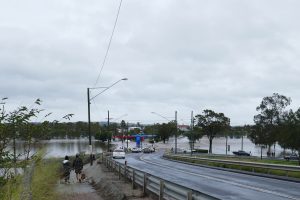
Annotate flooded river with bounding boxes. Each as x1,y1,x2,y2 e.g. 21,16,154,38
10,138,106,159
8,136,287,159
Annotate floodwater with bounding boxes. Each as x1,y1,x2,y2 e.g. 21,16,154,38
7,136,287,159
1,138,106,177
173,136,285,157
9,138,106,159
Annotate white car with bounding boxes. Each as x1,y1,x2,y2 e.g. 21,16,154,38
113,149,125,159
131,147,142,153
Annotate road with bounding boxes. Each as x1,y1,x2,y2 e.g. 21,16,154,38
115,151,300,200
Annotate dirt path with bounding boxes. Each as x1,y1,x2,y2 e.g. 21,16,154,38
56,163,104,200
56,159,153,200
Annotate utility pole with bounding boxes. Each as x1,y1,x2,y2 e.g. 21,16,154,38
175,111,177,154
126,122,129,149
226,135,228,155
87,78,128,165
87,88,93,166
107,110,110,152
241,135,244,151
190,111,194,156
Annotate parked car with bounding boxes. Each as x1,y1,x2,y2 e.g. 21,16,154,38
113,149,125,159
131,147,142,153
284,154,299,161
232,150,250,156
149,146,156,153
142,147,152,153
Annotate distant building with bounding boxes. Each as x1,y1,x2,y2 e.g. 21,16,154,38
128,126,142,131
177,125,190,132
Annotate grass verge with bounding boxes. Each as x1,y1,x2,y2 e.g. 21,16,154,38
195,154,299,166
0,175,23,200
31,158,61,200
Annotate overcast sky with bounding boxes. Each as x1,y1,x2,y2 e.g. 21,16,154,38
1,0,300,126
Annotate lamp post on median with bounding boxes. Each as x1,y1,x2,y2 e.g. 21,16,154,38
87,78,128,165
151,111,178,154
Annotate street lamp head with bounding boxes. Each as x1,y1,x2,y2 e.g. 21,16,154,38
122,78,128,81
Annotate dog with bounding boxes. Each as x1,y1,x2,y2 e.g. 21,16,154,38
80,172,86,180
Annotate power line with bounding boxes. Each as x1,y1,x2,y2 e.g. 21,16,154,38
94,0,123,86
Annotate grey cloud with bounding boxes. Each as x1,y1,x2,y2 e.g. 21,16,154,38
1,0,300,125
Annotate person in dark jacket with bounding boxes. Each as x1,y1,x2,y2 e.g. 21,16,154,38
63,155,71,183
73,153,83,182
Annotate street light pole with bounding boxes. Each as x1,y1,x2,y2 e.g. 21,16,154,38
87,78,127,166
126,122,129,149
151,112,170,121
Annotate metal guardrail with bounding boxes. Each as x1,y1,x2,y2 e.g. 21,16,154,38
164,154,300,176
102,154,219,200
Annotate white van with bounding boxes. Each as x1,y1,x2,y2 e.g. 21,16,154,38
113,149,125,159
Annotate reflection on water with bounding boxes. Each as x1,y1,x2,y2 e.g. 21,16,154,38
9,138,106,158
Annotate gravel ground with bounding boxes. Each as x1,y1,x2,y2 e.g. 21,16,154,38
55,139,169,200
56,164,103,200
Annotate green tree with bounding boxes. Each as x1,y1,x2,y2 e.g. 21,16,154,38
120,120,126,142
278,108,300,165
143,124,158,142
184,127,203,153
157,122,176,143
250,93,291,156
195,109,230,154
95,129,109,142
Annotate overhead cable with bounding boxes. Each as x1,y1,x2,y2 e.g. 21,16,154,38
94,0,123,86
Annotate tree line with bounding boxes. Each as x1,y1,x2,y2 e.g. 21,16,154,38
143,93,300,164
1,92,300,176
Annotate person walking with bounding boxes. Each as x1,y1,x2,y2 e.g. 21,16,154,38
62,155,71,183
73,153,83,183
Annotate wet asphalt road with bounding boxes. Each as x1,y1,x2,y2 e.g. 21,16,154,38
114,151,300,200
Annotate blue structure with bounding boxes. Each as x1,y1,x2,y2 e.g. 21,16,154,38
136,135,141,148
132,133,156,148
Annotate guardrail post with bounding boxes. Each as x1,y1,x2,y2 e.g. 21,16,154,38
115,161,117,172
187,190,192,200
143,173,147,196
124,165,127,182
109,159,112,171
119,164,121,180
159,180,164,200
132,169,135,189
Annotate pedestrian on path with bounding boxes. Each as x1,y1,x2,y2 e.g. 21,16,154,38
73,153,83,183
63,155,71,183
